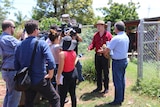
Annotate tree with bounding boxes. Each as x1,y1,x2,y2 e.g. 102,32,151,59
39,17,61,31
32,0,95,25
67,0,94,25
0,0,14,27
14,11,28,28
98,1,140,23
0,6,6,29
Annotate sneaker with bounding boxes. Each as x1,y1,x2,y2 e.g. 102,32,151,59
65,99,69,103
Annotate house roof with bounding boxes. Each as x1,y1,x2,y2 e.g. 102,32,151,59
124,16,160,27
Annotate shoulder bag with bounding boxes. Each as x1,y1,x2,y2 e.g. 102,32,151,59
14,40,38,91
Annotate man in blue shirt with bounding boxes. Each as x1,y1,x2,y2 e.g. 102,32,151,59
0,20,21,107
14,20,60,107
99,21,129,106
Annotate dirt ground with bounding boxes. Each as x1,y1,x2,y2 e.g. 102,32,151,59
0,79,73,107
0,79,6,107
0,78,132,107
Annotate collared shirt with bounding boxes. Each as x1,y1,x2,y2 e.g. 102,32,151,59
107,31,129,60
0,32,20,69
88,31,112,53
14,36,56,84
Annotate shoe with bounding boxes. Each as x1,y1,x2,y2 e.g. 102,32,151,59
107,101,122,106
18,105,25,107
91,88,102,93
102,89,108,94
65,99,69,103
76,79,84,85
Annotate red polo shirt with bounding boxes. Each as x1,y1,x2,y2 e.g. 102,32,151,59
88,31,112,53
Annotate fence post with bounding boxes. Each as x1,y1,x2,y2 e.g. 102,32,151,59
107,21,111,32
137,19,144,84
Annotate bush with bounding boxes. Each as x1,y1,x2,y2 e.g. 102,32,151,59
132,78,160,99
81,56,96,82
130,56,137,64
78,27,95,55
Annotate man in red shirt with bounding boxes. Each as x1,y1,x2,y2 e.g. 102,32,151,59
88,20,112,94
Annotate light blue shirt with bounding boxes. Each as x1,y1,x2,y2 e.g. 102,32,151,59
107,31,129,60
0,32,20,69
0,47,2,55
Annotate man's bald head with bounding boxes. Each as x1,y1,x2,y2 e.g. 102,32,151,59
1,20,15,35
2,20,15,31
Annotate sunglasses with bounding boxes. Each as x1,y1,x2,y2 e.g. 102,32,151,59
10,26,16,29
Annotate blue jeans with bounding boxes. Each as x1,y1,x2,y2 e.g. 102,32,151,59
1,70,21,107
76,60,84,82
112,58,128,103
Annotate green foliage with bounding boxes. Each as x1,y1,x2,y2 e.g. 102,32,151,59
81,56,96,82
130,56,138,64
0,28,2,34
78,26,97,82
97,1,139,33
132,78,160,99
0,7,6,25
32,0,95,25
32,0,56,20
78,27,96,55
39,17,61,31
14,11,28,26
103,2,139,22
67,0,95,25
129,61,160,100
0,0,14,25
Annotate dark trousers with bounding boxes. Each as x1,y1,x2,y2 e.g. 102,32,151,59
51,64,59,88
58,70,77,107
24,78,60,107
95,54,109,90
112,58,128,103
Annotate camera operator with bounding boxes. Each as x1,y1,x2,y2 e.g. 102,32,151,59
60,14,84,83
72,31,85,83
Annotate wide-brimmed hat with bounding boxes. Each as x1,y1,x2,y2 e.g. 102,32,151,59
60,36,77,51
94,20,107,28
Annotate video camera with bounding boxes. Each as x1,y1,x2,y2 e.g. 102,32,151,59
59,14,82,37
59,23,81,37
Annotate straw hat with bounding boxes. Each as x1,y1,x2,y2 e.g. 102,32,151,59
94,20,107,28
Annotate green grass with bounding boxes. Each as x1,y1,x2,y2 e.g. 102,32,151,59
1,61,160,107
143,61,160,79
73,61,160,107
126,61,137,80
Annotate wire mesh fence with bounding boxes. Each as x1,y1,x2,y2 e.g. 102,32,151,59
137,20,160,80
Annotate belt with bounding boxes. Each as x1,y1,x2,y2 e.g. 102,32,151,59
2,68,15,71
96,53,103,56
112,58,127,61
